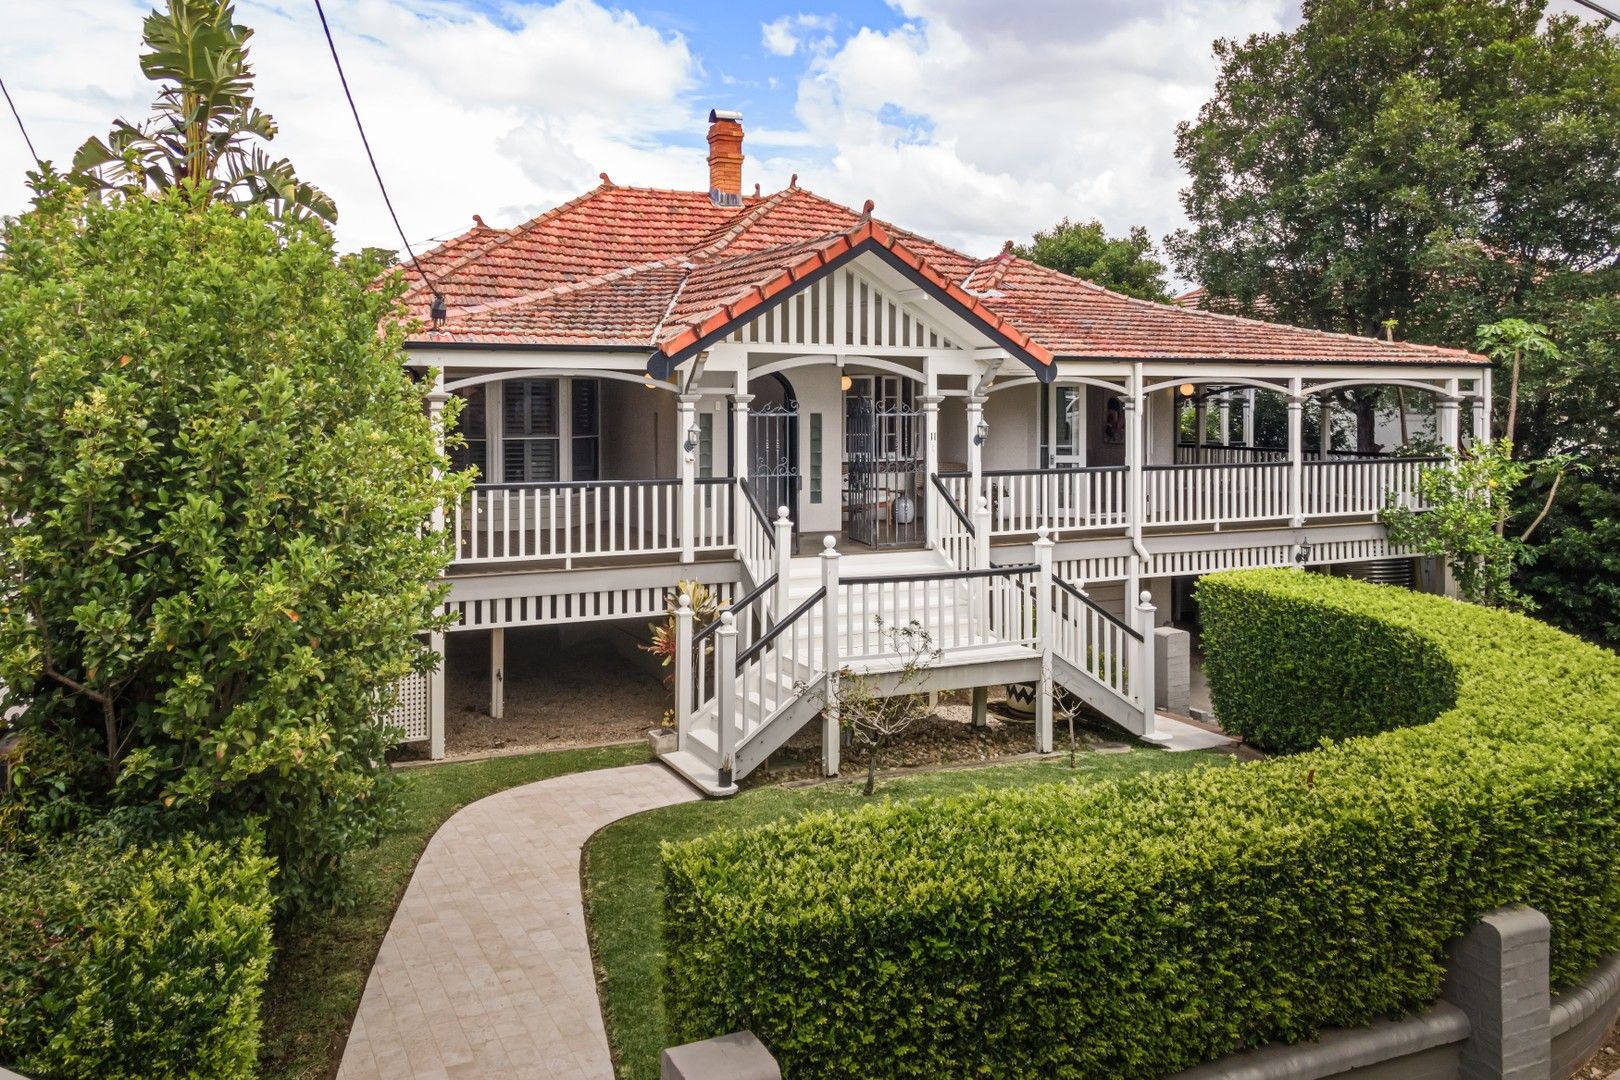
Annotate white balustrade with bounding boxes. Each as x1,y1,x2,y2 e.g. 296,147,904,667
737,481,776,588
1302,457,1436,518
1049,579,1138,706
452,478,733,565
837,567,1037,660
1143,462,1292,527
986,468,1128,535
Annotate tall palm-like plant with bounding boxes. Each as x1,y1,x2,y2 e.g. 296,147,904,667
72,0,335,223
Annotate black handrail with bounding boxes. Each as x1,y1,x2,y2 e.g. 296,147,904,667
929,473,976,537
738,478,776,547
980,465,1128,476
470,477,680,492
1054,576,1143,642
735,586,826,672
1304,455,1444,465
693,573,779,648
1145,459,1292,472
842,563,1038,587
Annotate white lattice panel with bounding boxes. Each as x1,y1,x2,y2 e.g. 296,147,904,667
389,670,431,743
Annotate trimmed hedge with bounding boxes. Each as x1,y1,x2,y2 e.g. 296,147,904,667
0,829,275,1079
1198,572,1460,751
661,569,1620,1078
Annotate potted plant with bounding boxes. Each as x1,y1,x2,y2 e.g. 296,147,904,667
717,753,734,789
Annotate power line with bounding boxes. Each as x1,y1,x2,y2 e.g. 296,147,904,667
312,0,445,319
0,74,41,166
1567,0,1620,23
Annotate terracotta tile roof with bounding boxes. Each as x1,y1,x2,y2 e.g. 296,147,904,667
400,182,1482,368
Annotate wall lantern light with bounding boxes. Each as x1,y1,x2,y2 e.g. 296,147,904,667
1295,539,1314,566
973,418,990,446
1179,382,1196,398
684,423,702,454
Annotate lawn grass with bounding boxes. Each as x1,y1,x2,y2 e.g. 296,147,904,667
257,741,653,1080
583,747,1230,1080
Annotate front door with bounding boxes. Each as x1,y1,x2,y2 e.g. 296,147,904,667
1048,384,1086,469
844,375,926,548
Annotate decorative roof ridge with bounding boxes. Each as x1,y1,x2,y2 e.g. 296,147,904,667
648,265,695,348
399,182,620,302
1001,256,1484,362
441,257,681,320
685,186,803,262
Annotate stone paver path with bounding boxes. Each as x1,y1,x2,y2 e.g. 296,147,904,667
338,762,700,1080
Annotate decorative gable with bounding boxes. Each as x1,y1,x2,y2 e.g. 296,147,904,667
726,266,960,352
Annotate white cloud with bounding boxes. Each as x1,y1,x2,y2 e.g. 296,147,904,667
0,0,702,251
760,13,838,59
761,0,1293,266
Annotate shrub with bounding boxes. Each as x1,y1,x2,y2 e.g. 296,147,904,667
0,827,275,1079
661,569,1620,1078
1197,571,1459,751
0,178,466,912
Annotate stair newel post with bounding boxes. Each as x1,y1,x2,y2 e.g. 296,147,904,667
1135,589,1158,739
715,611,738,786
773,506,793,616
972,495,992,639
820,535,842,777
1034,526,1055,755
674,594,694,753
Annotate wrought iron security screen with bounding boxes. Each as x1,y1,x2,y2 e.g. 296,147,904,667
844,396,926,548
748,400,799,524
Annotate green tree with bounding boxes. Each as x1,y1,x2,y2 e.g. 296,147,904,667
1169,0,1620,344
1381,440,1530,609
1015,218,1170,301
1171,0,1620,639
71,0,335,223
0,177,464,911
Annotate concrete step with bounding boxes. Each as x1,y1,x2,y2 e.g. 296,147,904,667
660,749,738,797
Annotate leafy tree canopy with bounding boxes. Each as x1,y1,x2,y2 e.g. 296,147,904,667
1015,218,1171,301
0,177,464,911
1168,0,1620,342
71,0,335,223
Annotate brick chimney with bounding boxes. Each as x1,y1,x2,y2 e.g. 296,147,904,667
707,109,744,207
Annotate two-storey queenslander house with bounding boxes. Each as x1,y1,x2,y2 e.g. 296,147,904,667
390,110,1490,794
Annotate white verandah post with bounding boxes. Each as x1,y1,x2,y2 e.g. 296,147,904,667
732,391,752,481
678,393,699,563
1288,377,1305,527
820,537,841,777
966,395,986,506
1124,366,1145,604
921,393,942,549
1437,378,1461,453
1034,527,1054,755
427,375,449,760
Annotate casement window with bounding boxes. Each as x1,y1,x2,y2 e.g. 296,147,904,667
473,376,601,485
570,378,600,482
502,378,561,483
450,386,488,479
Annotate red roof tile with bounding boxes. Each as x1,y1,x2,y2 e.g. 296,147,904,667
399,183,1482,369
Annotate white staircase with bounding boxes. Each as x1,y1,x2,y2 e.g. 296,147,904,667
661,532,1160,797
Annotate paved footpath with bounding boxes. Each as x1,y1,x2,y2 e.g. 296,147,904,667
337,762,700,1080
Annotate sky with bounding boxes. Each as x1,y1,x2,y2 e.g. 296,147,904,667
0,0,1611,271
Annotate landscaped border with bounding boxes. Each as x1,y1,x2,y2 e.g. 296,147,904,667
661,569,1620,1078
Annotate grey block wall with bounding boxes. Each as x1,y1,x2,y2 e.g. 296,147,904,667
1442,906,1551,1080
1155,625,1189,714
